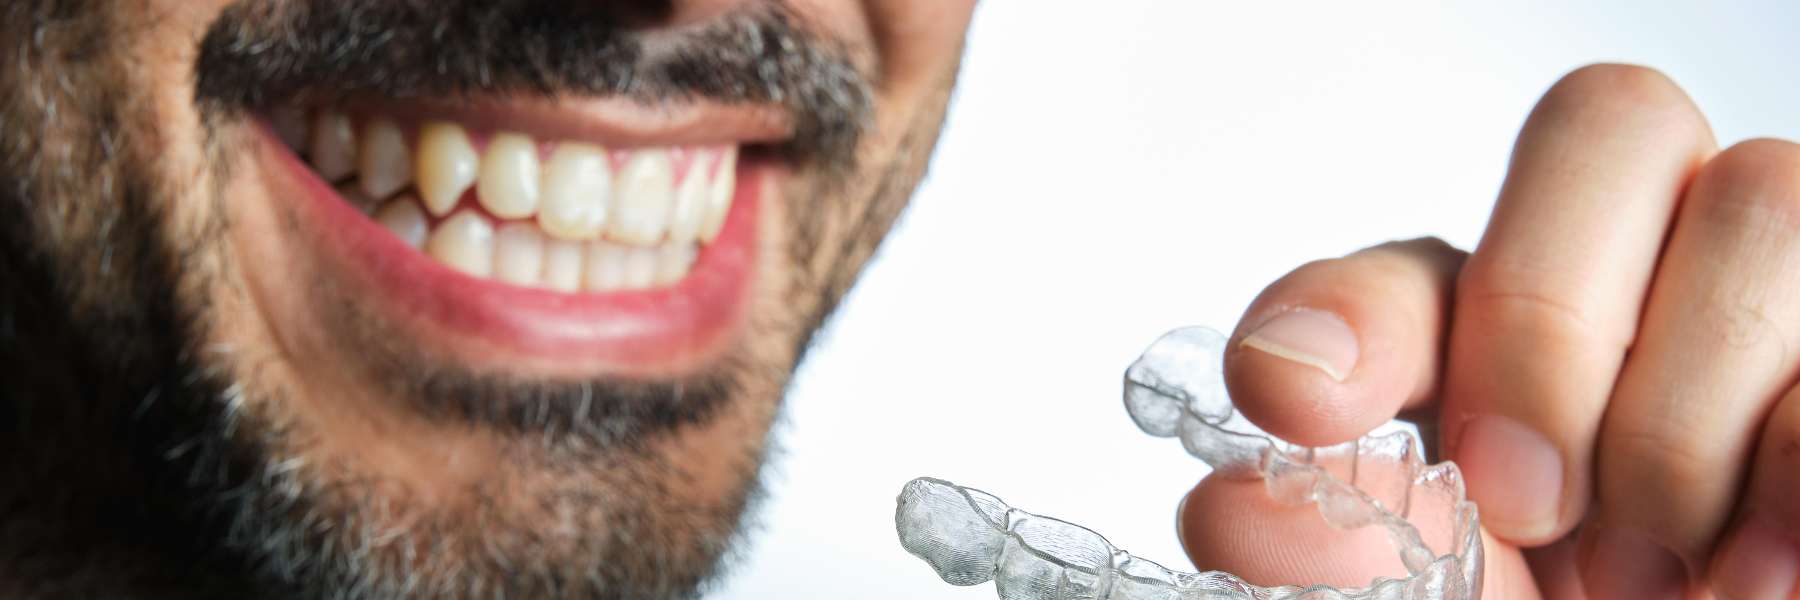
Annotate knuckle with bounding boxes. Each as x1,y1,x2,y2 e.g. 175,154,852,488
1701,295,1785,354
1535,64,1708,143
1607,423,1716,488
1689,138,1800,230
1547,64,1686,113
1455,272,1622,350
1600,424,1735,542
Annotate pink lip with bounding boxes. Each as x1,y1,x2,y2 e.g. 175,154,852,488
259,121,763,374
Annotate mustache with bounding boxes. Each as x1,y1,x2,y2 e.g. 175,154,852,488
192,0,871,167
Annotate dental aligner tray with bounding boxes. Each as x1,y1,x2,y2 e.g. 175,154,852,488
895,327,1483,600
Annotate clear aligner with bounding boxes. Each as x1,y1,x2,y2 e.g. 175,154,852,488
895,327,1483,600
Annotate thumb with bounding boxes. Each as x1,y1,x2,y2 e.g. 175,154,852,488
1177,474,1543,598
1224,238,1465,447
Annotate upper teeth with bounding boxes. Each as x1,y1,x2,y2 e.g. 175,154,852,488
608,150,676,246
538,143,611,240
358,118,412,199
308,111,358,182
291,109,739,292
415,121,480,217
478,132,542,220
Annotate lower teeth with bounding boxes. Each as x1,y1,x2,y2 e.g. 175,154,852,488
380,199,702,292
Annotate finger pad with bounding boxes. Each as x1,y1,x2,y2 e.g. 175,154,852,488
1179,476,1409,588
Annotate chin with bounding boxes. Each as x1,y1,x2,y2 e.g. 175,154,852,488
0,0,970,596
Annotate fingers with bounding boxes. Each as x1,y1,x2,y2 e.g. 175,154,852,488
1709,383,1800,600
1523,536,1589,599
1178,475,1543,599
1223,238,1465,447
1441,64,1718,544
1582,139,1800,599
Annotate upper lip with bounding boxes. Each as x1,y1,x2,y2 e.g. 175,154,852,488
346,95,793,148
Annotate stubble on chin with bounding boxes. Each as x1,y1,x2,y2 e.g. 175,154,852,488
0,0,964,596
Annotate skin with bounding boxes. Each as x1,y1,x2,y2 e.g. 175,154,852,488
1182,65,1800,600
0,0,975,597
8,6,1787,600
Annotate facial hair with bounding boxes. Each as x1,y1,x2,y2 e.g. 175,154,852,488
0,0,894,598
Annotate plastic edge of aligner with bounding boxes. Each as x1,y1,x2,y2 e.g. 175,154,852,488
1118,326,1483,598
897,476,1479,599
896,325,1483,599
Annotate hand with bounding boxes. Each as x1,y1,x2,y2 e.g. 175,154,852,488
1177,64,1800,600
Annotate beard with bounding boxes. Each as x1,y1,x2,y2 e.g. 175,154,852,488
0,0,929,598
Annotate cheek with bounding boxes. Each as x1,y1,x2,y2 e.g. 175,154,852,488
785,0,877,52
863,0,977,88
131,2,240,240
130,0,239,79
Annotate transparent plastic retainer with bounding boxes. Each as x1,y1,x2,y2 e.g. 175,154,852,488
895,327,1483,600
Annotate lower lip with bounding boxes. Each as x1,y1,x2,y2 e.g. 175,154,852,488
260,122,763,373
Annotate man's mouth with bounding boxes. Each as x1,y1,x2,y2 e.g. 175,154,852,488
280,107,740,291
253,101,780,376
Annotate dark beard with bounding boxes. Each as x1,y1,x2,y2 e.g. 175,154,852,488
0,2,259,595
0,0,880,598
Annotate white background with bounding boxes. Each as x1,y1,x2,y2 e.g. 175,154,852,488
716,2,1800,597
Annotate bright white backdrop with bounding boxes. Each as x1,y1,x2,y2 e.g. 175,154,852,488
715,2,1800,597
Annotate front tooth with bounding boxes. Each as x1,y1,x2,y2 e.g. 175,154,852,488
358,118,412,199
666,156,710,244
416,121,479,216
653,244,698,286
478,132,540,219
583,241,628,292
309,110,357,181
425,210,495,277
494,222,546,286
621,247,658,290
537,143,610,240
700,148,737,242
542,239,584,292
375,197,429,249
607,150,675,245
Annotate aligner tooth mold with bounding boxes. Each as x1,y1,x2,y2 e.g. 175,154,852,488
896,327,1483,600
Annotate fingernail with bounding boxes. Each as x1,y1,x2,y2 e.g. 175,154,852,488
1454,414,1563,540
1713,512,1798,600
1239,309,1358,381
1584,527,1685,600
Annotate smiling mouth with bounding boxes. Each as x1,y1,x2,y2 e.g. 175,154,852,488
282,103,751,290
256,100,784,374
